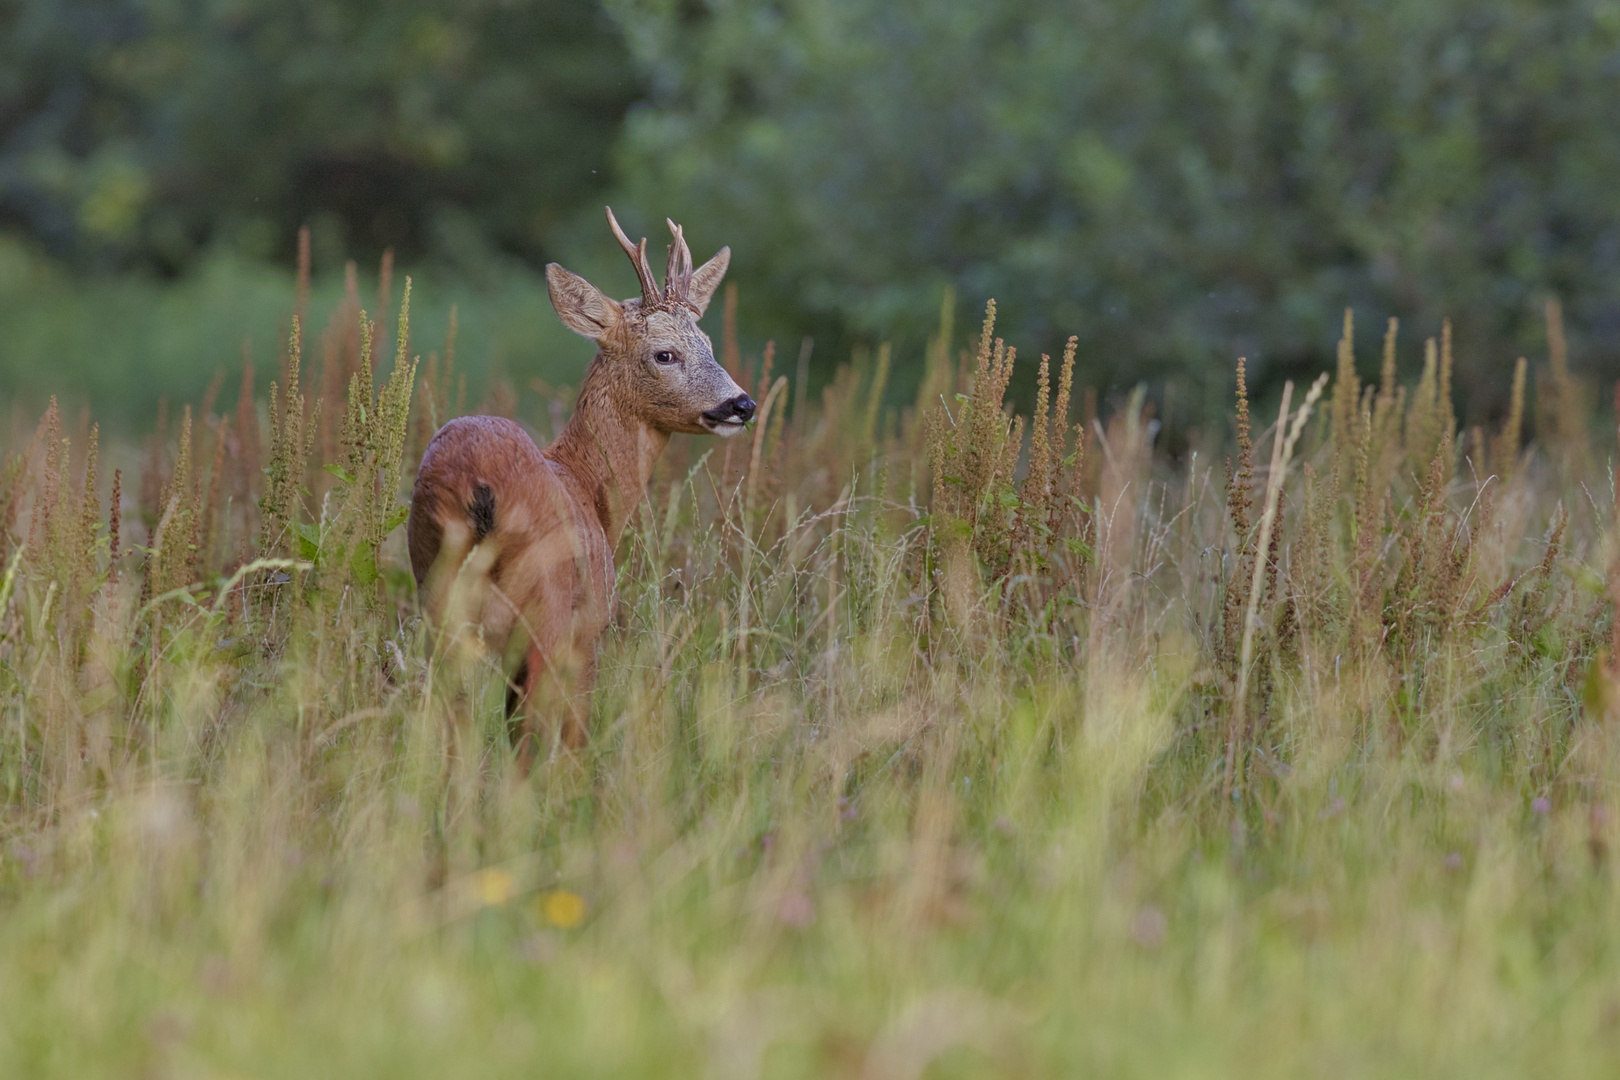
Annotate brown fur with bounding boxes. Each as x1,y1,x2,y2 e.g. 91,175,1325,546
408,208,748,766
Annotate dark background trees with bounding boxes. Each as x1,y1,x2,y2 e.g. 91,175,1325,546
3,0,1618,423
0,0,635,270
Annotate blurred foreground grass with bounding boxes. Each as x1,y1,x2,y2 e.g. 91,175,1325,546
2,284,1619,1078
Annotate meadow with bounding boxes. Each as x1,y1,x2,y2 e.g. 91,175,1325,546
2,270,1618,1078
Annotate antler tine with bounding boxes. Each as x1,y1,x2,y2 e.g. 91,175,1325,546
663,219,684,302
677,220,693,282
604,206,660,306
665,218,695,305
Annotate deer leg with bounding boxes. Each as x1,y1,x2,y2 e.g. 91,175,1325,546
510,637,593,772
558,637,598,751
510,643,547,774
505,655,530,751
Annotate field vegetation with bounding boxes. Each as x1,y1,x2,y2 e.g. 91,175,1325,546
2,273,1619,1077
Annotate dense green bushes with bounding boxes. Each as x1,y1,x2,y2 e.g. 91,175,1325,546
0,0,633,270
609,0,1620,407
5,0,1620,417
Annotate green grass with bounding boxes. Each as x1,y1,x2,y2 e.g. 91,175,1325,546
0,237,588,437
1,288,1618,1078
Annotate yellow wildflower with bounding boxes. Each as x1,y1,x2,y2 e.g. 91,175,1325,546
538,889,587,929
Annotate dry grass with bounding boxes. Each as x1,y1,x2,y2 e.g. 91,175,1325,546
1,283,1618,1078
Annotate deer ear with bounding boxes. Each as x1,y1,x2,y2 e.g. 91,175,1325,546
685,247,730,317
546,263,622,339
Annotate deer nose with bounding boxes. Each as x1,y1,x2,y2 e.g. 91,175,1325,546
705,394,755,424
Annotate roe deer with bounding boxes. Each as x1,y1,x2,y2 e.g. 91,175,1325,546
408,207,753,764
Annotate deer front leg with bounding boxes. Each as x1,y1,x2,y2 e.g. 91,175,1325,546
510,635,597,773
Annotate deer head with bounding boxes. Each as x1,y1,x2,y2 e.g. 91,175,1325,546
544,207,754,437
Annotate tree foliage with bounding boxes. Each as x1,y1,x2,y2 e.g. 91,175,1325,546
6,0,1620,410
0,0,636,271
609,0,1620,403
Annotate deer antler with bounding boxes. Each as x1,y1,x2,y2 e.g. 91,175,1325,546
664,218,695,309
605,206,661,308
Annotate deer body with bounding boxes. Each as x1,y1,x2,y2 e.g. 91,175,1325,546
408,209,751,759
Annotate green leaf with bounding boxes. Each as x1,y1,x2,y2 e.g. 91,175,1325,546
1062,537,1094,562
349,540,379,587
294,522,323,564
323,463,356,486
383,504,411,535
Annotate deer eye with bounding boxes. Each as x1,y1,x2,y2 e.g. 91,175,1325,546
653,350,678,365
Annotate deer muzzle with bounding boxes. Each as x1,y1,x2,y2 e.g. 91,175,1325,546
701,393,756,435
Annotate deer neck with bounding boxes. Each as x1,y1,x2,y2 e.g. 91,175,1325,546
546,357,668,545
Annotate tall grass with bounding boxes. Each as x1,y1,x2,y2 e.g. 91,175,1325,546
1,281,1618,1078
